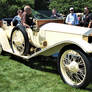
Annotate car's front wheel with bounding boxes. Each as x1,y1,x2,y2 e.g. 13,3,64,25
57,46,92,88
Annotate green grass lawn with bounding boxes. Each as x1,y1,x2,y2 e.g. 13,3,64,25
0,54,92,92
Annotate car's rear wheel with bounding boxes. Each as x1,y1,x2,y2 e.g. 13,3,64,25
10,25,29,55
57,46,92,88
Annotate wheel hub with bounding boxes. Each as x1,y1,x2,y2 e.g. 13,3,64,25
66,61,79,73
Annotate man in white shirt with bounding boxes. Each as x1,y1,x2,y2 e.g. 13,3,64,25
65,7,79,25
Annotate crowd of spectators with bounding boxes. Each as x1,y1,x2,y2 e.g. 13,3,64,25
65,6,92,28
11,5,92,28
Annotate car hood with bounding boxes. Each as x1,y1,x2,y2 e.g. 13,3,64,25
40,23,92,36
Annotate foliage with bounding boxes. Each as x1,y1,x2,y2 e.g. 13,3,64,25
0,0,34,18
49,0,92,14
35,0,50,10
1,0,92,18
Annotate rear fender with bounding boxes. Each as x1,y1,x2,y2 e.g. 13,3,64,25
0,28,12,52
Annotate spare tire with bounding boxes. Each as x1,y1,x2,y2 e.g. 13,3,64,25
0,43,2,55
10,25,29,55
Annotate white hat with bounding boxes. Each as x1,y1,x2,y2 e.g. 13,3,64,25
84,7,88,10
69,7,74,11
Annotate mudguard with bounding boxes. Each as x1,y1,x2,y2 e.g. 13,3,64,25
39,38,92,56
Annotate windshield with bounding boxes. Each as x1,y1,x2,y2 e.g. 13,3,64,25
32,9,52,19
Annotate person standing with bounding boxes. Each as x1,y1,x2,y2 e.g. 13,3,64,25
50,8,62,19
81,7,92,27
65,7,79,25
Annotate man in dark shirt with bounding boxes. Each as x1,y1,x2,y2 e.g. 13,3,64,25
82,7,92,27
50,8,62,19
21,5,34,28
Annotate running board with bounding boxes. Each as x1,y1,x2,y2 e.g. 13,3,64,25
12,47,51,59
5,42,62,60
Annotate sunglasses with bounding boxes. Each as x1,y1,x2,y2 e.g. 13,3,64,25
70,10,74,11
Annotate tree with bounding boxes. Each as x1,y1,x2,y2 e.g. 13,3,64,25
49,0,92,15
35,0,50,10
0,0,34,18
0,0,92,18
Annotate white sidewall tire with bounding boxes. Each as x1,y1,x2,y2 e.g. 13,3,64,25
57,46,92,88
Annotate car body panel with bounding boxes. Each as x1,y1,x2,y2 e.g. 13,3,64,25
0,20,92,59
7,38,92,59
40,23,90,35
0,28,12,52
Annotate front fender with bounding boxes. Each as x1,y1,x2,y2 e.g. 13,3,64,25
40,38,92,56
60,38,92,53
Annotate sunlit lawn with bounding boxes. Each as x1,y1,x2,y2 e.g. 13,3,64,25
0,54,92,92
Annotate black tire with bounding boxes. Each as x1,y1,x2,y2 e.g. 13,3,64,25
0,43,2,54
57,46,92,88
10,25,29,55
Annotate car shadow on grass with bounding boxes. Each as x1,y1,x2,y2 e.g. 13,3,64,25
9,54,92,91
29,56,58,74
11,55,59,75
2,51,58,74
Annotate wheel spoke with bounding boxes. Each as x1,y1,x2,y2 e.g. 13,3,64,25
74,73,83,83
66,71,75,81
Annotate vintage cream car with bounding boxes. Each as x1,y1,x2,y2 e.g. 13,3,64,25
0,16,92,89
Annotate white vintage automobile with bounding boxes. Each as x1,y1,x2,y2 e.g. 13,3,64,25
0,14,92,89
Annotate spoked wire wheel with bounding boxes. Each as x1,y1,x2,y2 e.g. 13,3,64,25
12,30,25,54
11,25,29,55
58,46,91,88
